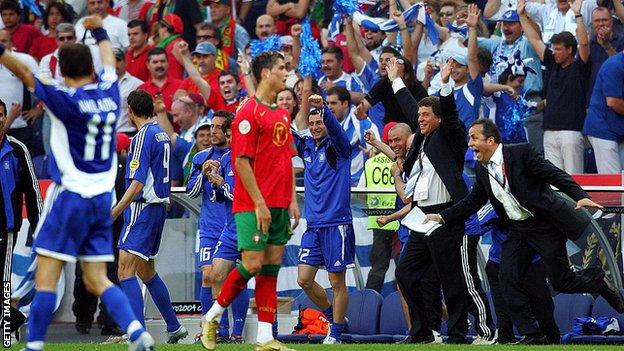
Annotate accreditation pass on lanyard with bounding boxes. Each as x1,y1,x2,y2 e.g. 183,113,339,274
413,147,429,201
489,162,507,189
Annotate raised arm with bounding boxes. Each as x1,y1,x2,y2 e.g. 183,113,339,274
466,4,481,81
484,0,502,19
266,0,293,17
364,129,396,159
291,24,302,69
344,18,367,73
154,94,178,147
392,10,414,64
570,0,589,62
518,0,546,61
294,76,313,131
284,0,311,19
309,94,351,157
173,41,211,101
83,16,115,69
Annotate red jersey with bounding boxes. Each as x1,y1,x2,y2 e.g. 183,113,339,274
12,24,43,54
138,78,183,111
126,44,152,82
231,97,296,212
29,36,57,62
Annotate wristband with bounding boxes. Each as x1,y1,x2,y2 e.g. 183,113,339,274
399,26,407,31
91,27,110,43
0,43,5,57
575,13,582,18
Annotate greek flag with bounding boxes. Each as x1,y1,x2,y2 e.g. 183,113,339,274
329,3,439,47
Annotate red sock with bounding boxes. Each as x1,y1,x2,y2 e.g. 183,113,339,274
255,274,277,323
217,267,250,307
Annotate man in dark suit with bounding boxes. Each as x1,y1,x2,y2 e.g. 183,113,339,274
389,59,469,344
427,118,624,344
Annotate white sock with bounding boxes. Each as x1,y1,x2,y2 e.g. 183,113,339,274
256,321,274,344
205,301,226,322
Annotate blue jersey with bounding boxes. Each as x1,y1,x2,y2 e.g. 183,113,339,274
295,105,352,227
318,72,366,93
33,67,119,197
341,107,380,185
126,121,171,203
213,151,236,241
186,146,229,238
453,75,484,129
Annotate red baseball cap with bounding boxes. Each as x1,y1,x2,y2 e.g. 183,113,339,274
161,14,183,35
116,133,131,153
382,122,397,143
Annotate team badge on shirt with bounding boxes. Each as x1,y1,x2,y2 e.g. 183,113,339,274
239,120,251,135
272,122,289,147
129,160,140,171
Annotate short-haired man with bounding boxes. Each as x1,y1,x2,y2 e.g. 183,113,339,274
587,7,624,96
295,95,354,344
0,15,154,351
114,48,143,135
520,0,589,174
112,89,188,344
428,118,624,343
201,51,300,351
318,46,365,95
137,47,183,111
255,15,276,40
206,70,245,113
326,85,379,184
75,0,129,49
0,0,42,53
125,19,152,82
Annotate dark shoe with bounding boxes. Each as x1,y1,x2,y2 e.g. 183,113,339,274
600,278,624,313
216,334,231,343
514,335,547,345
395,335,435,344
101,325,124,336
75,322,91,335
446,337,469,344
496,337,517,344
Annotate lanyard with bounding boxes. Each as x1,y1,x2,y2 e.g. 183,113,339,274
487,161,506,189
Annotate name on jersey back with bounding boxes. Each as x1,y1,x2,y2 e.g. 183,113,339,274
78,97,118,114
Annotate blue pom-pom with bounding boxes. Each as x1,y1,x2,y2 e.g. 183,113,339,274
500,93,534,143
333,0,358,16
250,35,283,59
298,17,322,79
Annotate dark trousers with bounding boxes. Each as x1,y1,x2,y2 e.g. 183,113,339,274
72,218,122,328
395,203,468,342
486,260,560,343
0,230,18,282
461,235,495,339
500,218,605,335
365,229,396,293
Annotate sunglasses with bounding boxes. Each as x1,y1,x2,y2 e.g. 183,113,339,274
57,35,75,42
197,34,215,40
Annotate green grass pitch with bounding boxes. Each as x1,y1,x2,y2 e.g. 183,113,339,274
6,344,624,350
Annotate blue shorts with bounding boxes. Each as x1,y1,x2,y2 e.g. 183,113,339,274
118,202,166,261
298,224,355,273
214,231,240,262
198,236,219,267
34,185,114,263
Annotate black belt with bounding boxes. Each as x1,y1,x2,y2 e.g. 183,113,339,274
415,201,454,214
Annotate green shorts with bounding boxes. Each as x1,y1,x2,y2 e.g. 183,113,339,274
235,208,292,251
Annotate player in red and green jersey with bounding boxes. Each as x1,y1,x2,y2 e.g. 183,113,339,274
201,51,301,351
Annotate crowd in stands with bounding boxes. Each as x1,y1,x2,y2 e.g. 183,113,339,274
2,0,624,183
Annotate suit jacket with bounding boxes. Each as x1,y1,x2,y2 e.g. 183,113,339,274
440,143,590,240
398,89,469,203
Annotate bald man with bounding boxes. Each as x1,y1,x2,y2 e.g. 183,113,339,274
255,15,276,40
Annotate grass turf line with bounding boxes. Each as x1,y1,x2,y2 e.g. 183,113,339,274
7,344,624,350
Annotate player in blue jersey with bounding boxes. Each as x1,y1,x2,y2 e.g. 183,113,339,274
0,15,154,351
186,110,235,341
202,115,250,343
111,89,188,343
294,94,354,344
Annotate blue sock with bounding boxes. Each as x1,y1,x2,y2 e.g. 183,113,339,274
120,277,145,327
272,320,278,338
26,291,55,351
100,286,145,342
231,288,249,337
329,322,345,339
201,287,212,315
323,306,334,323
218,308,229,338
145,274,181,332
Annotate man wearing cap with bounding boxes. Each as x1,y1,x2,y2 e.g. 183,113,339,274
75,0,129,49
158,13,186,80
176,42,222,104
114,48,144,135
478,9,543,151
197,22,236,71
208,0,250,57
520,0,589,174
138,47,184,112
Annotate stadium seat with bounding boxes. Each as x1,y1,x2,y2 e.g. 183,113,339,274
553,293,594,335
349,291,408,343
566,291,624,344
343,289,384,343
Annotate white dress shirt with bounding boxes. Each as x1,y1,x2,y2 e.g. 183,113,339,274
487,144,532,220
2,51,39,129
117,72,144,133
526,2,577,43
75,14,129,49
